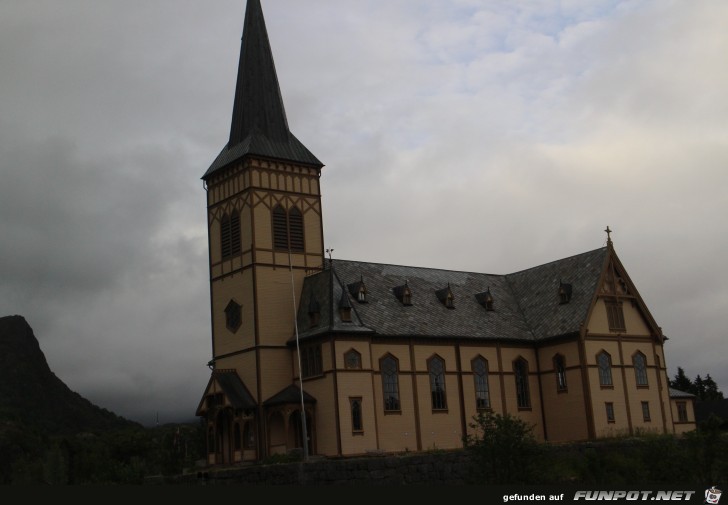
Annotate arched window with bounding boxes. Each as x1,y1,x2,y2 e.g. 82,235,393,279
598,351,613,387
554,354,567,391
288,207,304,252
380,355,400,411
514,358,531,409
428,355,447,410
633,352,648,387
472,357,490,410
272,205,288,250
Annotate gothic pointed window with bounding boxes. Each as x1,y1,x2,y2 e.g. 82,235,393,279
380,355,400,411
288,206,304,252
272,205,288,250
633,352,648,387
597,351,613,387
514,358,531,409
472,357,491,410
428,355,447,410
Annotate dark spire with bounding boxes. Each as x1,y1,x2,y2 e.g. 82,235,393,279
203,0,322,180
229,0,287,146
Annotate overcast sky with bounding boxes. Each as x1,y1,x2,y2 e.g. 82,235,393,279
1,0,726,427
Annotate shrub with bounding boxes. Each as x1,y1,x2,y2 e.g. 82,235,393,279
464,411,540,484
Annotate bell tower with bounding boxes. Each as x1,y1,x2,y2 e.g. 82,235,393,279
200,0,324,458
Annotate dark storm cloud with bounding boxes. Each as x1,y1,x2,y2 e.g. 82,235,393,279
1,0,726,425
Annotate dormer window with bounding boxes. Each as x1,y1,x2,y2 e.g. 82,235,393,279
339,285,352,322
393,281,412,306
308,296,321,327
559,282,572,304
435,284,455,309
347,277,368,304
475,288,494,311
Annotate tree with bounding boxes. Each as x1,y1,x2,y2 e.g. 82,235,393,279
669,367,693,392
464,411,540,484
703,375,724,401
670,368,724,401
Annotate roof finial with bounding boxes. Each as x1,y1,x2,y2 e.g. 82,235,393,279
605,226,613,245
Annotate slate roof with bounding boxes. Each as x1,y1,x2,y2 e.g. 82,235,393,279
203,0,322,180
293,247,608,343
669,387,696,399
215,371,256,410
263,384,317,406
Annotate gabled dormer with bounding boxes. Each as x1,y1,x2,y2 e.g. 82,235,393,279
308,296,321,327
435,284,455,309
338,284,353,322
559,281,572,304
393,281,412,306
347,276,368,303
475,288,494,311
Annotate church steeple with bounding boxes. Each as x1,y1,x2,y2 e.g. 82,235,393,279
203,0,322,180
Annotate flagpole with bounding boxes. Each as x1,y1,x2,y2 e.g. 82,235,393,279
289,249,309,462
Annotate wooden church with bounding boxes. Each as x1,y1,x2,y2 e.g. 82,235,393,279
195,0,696,464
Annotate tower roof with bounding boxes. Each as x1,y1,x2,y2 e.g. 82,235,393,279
203,0,322,180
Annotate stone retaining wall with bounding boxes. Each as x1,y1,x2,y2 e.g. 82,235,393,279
150,450,476,486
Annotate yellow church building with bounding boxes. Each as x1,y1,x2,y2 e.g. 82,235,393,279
195,0,696,465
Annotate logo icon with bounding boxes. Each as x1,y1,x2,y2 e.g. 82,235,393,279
705,486,722,505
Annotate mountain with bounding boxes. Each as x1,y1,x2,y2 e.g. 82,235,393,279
0,315,140,434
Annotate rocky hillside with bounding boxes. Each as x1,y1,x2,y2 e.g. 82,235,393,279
0,315,139,434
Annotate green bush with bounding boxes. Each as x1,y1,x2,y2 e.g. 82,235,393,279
464,411,540,484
